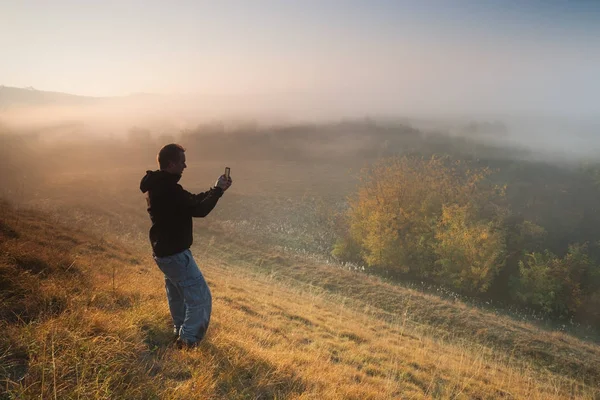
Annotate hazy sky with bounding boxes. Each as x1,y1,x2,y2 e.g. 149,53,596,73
1,1,599,118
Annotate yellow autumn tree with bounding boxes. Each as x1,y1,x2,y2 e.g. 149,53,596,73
434,204,505,293
336,155,507,291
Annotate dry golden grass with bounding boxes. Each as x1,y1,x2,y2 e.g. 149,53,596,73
198,229,600,387
1,198,599,399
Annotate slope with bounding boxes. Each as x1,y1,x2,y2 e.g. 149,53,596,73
1,200,599,399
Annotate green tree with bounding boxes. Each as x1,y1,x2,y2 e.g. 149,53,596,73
516,244,591,316
515,251,561,314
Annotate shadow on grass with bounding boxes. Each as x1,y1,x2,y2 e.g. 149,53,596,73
141,323,307,399
204,339,307,399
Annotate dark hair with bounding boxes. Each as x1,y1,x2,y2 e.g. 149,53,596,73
157,143,185,169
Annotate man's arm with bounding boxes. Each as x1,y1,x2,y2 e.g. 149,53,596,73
177,174,232,217
182,186,224,217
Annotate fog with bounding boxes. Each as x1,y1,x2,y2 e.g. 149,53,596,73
1,85,599,164
3,1,600,157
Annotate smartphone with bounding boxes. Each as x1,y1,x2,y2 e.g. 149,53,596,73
224,167,231,179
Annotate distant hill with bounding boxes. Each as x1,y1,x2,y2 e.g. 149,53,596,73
0,85,104,108
0,86,160,109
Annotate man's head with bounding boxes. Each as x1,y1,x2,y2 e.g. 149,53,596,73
158,143,186,175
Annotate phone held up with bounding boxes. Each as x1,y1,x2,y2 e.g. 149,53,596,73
225,167,231,179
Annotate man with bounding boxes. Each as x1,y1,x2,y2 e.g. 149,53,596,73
140,143,232,348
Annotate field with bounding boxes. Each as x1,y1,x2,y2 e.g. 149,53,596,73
2,125,600,399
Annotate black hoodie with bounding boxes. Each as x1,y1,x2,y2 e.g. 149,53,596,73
140,170,223,257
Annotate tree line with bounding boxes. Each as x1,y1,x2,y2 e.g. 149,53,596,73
333,155,600,327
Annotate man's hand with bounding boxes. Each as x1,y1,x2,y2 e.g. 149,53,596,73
215,174,232,192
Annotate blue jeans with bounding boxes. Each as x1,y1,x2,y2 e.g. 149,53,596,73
153,249,212,344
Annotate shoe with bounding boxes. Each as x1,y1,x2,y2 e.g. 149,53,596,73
175,337,199,349
173,325,181,337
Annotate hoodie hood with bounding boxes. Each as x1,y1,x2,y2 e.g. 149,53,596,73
140,170,181,193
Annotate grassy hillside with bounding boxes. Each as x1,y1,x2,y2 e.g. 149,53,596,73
198,228,600,385
1,199,599,399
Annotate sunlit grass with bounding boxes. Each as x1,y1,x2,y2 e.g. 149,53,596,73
2,199,599,399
